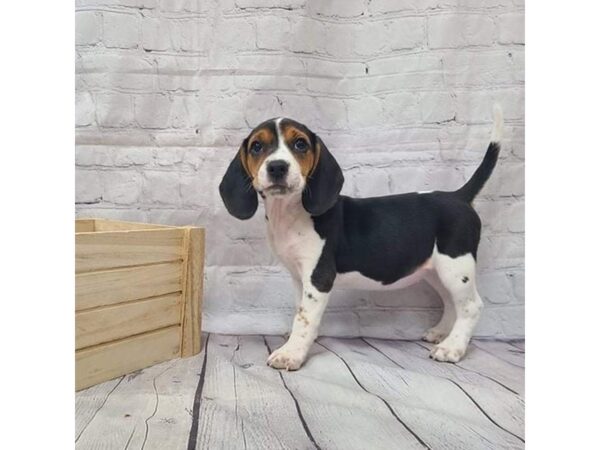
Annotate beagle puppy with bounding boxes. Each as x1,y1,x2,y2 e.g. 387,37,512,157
219,107,503,370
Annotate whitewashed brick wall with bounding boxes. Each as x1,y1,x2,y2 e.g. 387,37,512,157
75,0,525,338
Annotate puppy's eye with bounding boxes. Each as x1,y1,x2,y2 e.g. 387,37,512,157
294,139,308,153
250,141,263,155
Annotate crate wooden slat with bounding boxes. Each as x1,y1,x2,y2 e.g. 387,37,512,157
76,293,182,350
76,262,182,311
75,219,204,391
76,326,181,390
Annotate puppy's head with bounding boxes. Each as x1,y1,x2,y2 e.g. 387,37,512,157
219,118,344,219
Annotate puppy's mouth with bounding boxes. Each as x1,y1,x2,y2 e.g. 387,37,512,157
263,184,292,195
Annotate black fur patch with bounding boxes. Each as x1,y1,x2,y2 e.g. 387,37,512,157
310,191,482,293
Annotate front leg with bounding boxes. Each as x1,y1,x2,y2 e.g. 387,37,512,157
267,281,330,371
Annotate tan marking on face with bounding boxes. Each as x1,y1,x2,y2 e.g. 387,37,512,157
244,127,275,181
281,124,316,178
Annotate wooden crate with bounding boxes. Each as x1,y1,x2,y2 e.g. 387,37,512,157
75,219,204,391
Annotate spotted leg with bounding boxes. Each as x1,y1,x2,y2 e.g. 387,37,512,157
422,272,456,344
429,251,483,363
267,281,330,371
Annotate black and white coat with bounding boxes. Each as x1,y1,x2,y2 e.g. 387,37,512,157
220,107,503,370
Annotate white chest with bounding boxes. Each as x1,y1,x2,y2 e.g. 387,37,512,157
265,198,324,279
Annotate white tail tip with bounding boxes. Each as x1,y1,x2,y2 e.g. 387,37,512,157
491,103,503,143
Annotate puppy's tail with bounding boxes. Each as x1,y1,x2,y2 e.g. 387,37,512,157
454,104,503,203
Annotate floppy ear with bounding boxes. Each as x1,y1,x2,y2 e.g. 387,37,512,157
302,136,344,216
219,142,258,220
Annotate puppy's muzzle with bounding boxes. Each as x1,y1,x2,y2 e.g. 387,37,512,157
267,160,289,183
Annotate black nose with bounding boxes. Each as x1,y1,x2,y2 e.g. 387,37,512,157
267,160,289,181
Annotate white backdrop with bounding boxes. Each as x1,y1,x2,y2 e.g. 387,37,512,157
75,0,524,338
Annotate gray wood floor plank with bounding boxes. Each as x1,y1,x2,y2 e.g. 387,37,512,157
472,341,525,368
190,334,315,450
265,335,426,450
319,337,524,450
418,340,525,396
142,349,205,450
364,338,525,441
75,335,525,450
75,377,124,442
509,340,525,352
75,359,181,449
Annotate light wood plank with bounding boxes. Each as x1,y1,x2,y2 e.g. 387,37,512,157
472,340,525,368
75,228,184,273
75,261,182,311
319,337,525,449
76,334,208,450
75,376,123,441
265,336,426,450
190,334,314,450
181,228,204,357
420,340,525,395
93,218,174,232
510,340,525,351
364,338,525,440
76,326,181,391
76,293,181,350
75,219,96,233
75,359,178,449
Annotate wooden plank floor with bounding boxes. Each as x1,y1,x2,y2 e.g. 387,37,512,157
76,335,525,450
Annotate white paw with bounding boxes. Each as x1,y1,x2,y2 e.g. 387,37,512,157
429,343,465,363
267,344,306,371
422,327,448,344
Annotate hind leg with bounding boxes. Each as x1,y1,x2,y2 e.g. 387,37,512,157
429,251,483,363
422,272,456,344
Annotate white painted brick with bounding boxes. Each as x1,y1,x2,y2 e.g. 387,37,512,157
346,97,384,127
155,149,184,166
455,87,524,122
420,91,455,123
76,146,114,167
442,50,516,87
112,148,153,166
511,270,525,304
315,98,348,130
159,0,209,13
76,170,103,203
142,171,181,205
428,14,495,49
103,12,140,49
141,18,170,51
171,19,210,52
324,23,362,58
289,19,327,54
77,0,157,7
76,11,102,46
211,95,247,129
180,173,213,207
243,93,284,127
369,0,459,14
382,93,420,125
96,93,134,127
102,171,142,204
76,92,95,127
307,0,365,17
352,169,391,197
479,272,513,305
384,17,426,50
214,18,255,51
134,94,172,129
498,13,525,44
235,0,305,8
256,16,291,51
